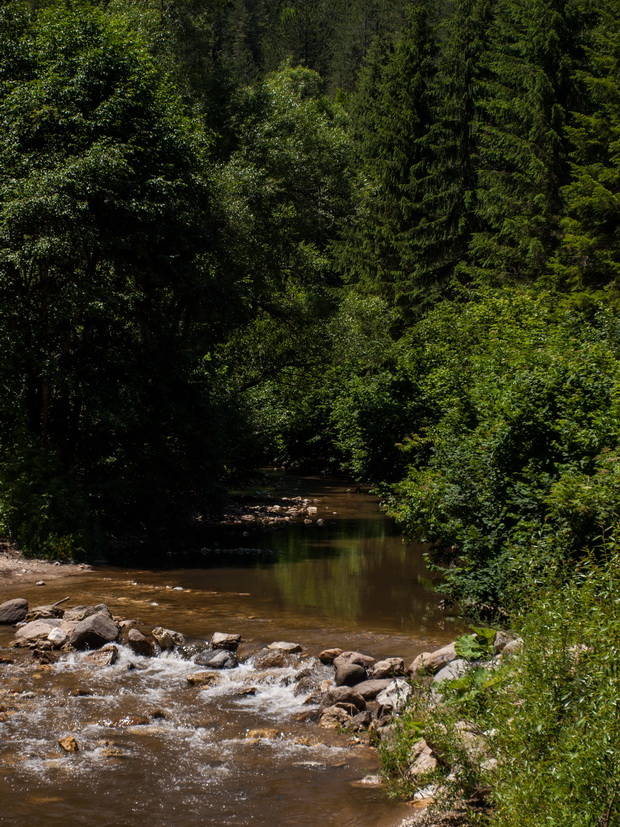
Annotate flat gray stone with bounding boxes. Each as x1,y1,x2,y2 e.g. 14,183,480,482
194,649,238,669
267,641,302,654
353,679,392,700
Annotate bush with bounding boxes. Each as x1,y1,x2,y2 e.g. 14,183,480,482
385,288,620,608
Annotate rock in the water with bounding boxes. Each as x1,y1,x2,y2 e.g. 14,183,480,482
353,679,393,700
252,649,300,669
409,643,458,676
246,728,280,740
186,671,222,687
0,598,28,625
211,632,242,651
127,629,155,657
83,644,119,666
152,626,185,650
267,641,302,654
376,678,412,713
194,649,238,669
106,715,150,728
319,706,352,729
335,662,367,687
68,612,119,651
319,686,366,711
406,739,438,779
176,642,209,660
333,651,376,671
59,735,79,753
64,605,111,623
318,648,342,664
47,625,72,648
371,658,405,679
13,619,62,647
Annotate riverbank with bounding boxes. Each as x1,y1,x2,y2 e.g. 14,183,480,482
0,540,92,586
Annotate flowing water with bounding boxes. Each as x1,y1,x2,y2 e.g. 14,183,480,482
0,475,464,826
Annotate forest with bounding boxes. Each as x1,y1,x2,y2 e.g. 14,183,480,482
2,0,620,820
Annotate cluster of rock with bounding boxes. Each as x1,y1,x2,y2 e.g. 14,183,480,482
304,649,412,732
0,593,524,800
219,495,327,529
0,596,248,665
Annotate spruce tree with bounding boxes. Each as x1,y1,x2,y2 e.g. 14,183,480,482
415,0,493,292
470,0,587,284
338,2,437,318
553,0,620,289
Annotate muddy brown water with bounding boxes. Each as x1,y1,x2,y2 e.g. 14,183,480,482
0,476,464,826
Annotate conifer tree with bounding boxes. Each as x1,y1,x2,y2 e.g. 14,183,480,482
553,0,620,289
470,0,587,283
338,2,436,318
415,0,493,291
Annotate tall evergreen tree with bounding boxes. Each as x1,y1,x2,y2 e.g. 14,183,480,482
469,0,587,283
553,0,620,289
413,0,493,292
338,2,437,317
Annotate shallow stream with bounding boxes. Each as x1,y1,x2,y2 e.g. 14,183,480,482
0,475,463,826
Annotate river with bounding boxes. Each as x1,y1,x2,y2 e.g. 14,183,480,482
0,475,463,826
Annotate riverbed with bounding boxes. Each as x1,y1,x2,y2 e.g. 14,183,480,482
0,475,463,826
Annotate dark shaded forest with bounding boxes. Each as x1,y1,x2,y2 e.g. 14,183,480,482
2,0,620,607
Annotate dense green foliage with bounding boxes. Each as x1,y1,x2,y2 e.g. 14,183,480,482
3,0,620,605
380,550,620,826
4,0,620,819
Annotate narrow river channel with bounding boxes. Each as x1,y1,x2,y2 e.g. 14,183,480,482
0,475,464,826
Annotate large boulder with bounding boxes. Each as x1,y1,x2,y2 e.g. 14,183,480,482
0,598,28,624
371,658,405,679
335,662,367,687
409,643,457,676
68,612,119,650
127,628,155,657
318,648,342,664
211,632,242,651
